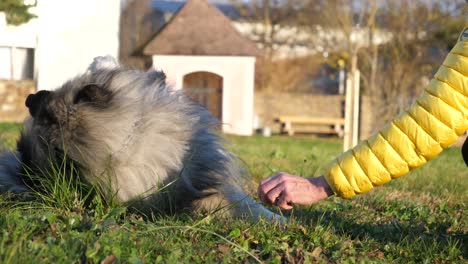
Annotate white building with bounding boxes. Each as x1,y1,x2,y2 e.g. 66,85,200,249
0,11,36,81
0,0,120,90
144,0,258,135
0,0,256,135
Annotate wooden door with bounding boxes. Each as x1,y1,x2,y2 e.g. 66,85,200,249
183,72,223,120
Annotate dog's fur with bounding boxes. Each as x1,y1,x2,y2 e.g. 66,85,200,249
0,56,282,221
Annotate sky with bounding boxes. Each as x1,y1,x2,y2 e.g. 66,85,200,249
121,0,238,10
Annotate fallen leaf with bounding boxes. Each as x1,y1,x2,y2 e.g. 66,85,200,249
297,225,307,235
369,250,385,258
101,255,116,264
50,225,57,235
218,244,230,253
311,247,322,258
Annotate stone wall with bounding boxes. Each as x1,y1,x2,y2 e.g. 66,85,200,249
254,92,376,139
0,80,35,123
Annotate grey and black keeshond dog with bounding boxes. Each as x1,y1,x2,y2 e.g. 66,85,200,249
0,56,282,221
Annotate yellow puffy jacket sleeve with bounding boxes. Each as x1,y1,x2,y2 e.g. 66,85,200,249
325,27,468,199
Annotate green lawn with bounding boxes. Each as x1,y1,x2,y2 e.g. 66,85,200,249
0,123,466,263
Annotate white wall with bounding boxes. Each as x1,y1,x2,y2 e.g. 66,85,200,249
36,0,120,90
0,1,120,89
152,55,255,136
0,12,38,80
0,12,38,48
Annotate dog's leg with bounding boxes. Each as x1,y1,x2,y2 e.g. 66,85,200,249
0,152,27,193
192,184,286,223
221,184,287,222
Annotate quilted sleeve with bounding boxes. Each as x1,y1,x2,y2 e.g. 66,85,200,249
324,27,468,199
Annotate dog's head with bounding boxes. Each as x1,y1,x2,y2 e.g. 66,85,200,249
21,57,191,174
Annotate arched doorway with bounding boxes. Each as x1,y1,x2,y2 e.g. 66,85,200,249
183,71,223,120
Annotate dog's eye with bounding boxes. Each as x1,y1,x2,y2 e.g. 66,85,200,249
74,84,111,104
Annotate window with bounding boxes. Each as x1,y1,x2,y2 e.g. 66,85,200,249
0,47,34,80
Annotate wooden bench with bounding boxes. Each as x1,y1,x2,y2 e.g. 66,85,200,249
275,116,345,137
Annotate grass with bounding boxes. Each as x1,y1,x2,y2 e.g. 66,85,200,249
0,123,466,263
0,123,22,150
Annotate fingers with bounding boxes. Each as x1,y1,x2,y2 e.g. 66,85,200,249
259,171,284,185
257,184,272,205
258,172,298,210
257,172,279,203
265,183,284,206
259,173,330,209
273,188,293,210
258,172,289,204
259,182,294,210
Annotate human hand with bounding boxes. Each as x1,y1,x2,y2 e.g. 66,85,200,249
257,172,334,210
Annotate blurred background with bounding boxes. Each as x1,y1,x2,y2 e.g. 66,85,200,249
0,0,466,139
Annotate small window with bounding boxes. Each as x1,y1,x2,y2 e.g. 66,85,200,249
0,47,34,80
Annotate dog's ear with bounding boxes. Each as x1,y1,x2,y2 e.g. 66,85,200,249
87,56,119,73
462,136,468,166
146,69,166,86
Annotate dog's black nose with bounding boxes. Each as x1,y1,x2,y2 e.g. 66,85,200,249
25,90,52,117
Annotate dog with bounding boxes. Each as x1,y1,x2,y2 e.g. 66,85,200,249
0,56,283,221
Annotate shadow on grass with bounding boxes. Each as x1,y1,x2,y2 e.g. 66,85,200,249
287,202,467,258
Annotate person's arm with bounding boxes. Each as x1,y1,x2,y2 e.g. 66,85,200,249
258,27,468,209
326,27,468,198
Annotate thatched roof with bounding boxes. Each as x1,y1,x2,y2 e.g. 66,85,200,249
143,0,259,56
